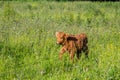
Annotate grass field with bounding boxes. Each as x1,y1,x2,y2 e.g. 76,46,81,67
0,1,120,80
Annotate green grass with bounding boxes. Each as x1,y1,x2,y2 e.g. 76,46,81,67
0,1,120,80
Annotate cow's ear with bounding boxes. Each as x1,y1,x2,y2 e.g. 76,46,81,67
55,32,59,37
65,34,69,40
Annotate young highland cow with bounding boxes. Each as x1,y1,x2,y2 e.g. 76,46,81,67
55,32,88,62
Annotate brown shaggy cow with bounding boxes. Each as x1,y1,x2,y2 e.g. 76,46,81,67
55,32,88,62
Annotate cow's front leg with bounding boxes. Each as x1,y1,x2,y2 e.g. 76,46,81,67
59,47,66,60
69,50,75,62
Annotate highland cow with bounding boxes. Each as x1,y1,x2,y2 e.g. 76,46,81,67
55,32,88,62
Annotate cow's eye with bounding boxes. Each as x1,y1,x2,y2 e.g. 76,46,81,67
60,37,63,39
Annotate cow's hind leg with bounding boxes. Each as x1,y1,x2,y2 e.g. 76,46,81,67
76,50,82,60
83,46,89,58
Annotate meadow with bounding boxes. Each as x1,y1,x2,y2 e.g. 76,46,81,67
0,1,120,80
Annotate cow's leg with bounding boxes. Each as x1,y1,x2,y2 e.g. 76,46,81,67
69,50,75,62
83,46,89,58
76,50,82,60
59,47,66,60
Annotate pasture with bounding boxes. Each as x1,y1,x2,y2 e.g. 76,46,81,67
0,1,120,80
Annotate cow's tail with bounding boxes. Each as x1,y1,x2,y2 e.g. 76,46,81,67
83,36,88,46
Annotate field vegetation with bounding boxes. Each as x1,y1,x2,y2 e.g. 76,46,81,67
0,1,120,80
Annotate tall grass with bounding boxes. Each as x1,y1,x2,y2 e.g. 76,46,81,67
0,1,120,80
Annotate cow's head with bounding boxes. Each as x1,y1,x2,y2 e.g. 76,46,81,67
55,32,68,45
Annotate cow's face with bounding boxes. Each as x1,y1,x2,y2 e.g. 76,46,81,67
55,32,67,45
